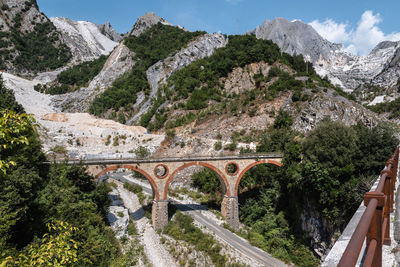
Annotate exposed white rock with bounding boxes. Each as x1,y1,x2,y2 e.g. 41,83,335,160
51,17,118,62
108,187,130,239
252,18,400,94
52,42,135,112
38,112,164,159
314,41,400,91
289,91,381,133
252,17,342,63
128,33,227,124
1,71,164,159
2,72,55,116
368,95,395,106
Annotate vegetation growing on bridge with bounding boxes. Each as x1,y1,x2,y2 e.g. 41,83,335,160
191,111,398,266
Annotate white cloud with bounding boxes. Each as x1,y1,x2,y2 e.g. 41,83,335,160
309,19,351,44
309,11,400,55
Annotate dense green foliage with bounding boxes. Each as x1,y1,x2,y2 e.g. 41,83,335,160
34,55,108,95
0,77,24,113
368,97,400,119
192,168,222,197
89,23,204,117
300,120,398,221
0,21,71,71
192,113,398,266
144,35,329,131
0,85,120,266
169,35,315,101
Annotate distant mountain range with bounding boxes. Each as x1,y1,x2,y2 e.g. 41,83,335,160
251,18,400,95
1,0,399,107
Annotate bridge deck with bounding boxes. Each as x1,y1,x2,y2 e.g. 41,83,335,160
45,153,283,165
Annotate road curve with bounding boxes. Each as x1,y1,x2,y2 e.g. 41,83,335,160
110,173,287,267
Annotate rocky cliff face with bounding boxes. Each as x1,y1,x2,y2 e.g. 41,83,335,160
52,42,135,112
301,201,336,259
252,18,342,63
0,0,70,72
51,17,119,62
371,43,400,88
252,18,400,96
288,90,381,133
315,41,400,91
97,22,122,42
128,12,171,37
128,33,228,124
0,0,46,33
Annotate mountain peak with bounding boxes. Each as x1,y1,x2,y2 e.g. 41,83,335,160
253,17,341,62
128,12,171,36
97,22,122,42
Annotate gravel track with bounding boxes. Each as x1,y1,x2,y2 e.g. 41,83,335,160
113,180,178,267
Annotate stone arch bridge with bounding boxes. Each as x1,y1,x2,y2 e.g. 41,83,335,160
56,153,283,230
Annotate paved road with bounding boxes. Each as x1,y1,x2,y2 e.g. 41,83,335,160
110,173,287,267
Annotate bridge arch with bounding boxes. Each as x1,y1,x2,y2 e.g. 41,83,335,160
163,161,230,200
95,164,159,200
234,159,283,196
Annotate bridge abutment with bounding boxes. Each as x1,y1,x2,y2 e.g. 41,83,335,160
152,200,169,230
221,196,239,230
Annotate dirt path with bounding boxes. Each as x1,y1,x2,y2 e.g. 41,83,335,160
113,180,177,267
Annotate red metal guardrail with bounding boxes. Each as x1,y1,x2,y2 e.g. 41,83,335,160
338,146,399,267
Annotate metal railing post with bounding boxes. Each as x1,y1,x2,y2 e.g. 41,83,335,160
364,192,385,267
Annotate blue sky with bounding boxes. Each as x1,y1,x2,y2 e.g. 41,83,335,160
37,0,400,55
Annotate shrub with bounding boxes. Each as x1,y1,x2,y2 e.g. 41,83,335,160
214,141,222,151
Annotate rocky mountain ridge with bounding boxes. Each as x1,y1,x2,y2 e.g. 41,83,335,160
50,17,119,62
128,33,228,124
128,12,172,37
252,18,400,99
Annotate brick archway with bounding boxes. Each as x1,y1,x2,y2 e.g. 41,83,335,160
95,164,159,200
233,159,283,196
163,161,230,200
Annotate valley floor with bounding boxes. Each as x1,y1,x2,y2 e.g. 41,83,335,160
108,173,287,267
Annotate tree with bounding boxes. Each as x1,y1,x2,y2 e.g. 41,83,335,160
0,110,34,177
1,221,79,267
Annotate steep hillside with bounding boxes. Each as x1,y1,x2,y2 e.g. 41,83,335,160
51,42,136,112
88,22,207,121
0,0,71,72
133,34,378,134
51,17,119,62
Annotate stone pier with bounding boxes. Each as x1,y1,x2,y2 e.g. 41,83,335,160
222,196,239,230
152,200,169,230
